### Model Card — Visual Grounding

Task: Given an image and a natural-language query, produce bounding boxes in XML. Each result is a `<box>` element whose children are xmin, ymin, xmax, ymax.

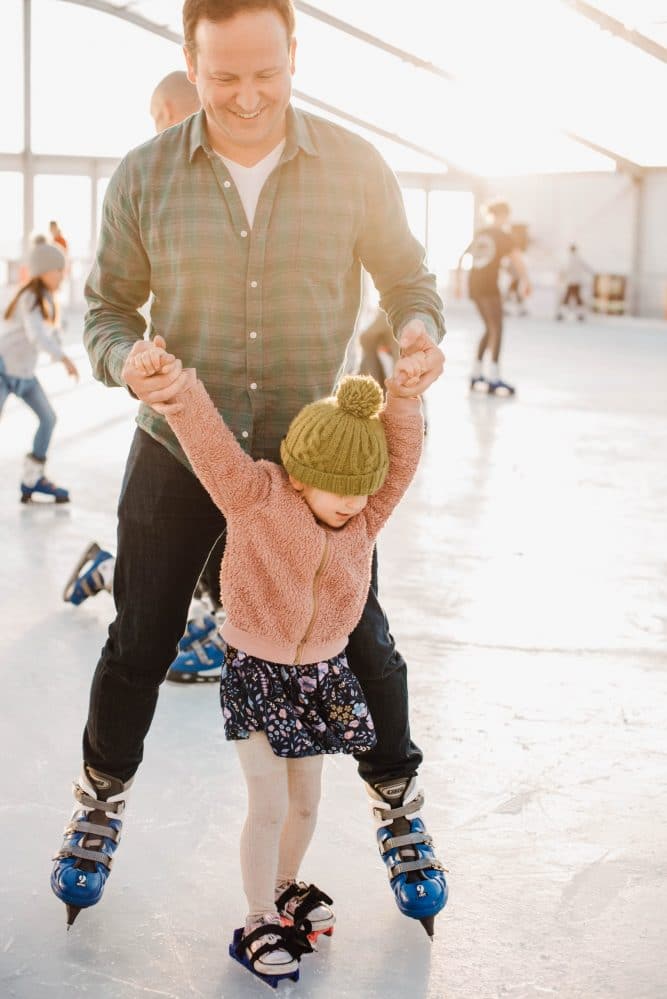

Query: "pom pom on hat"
<box><xmin>280</xmin><ymin>375</ymin><xmax>389</xmax><ymax>497</ymax></box>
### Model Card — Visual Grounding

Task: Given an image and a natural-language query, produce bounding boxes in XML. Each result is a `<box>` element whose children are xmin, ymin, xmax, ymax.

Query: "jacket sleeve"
<box><xmin>363</xmin><ymin>394</ymin><xmax>424</xmax><ymax>539</ymax></box>
<box><xmin>355</xmin><ymin>143</ymin><xmax>445</xmax><ymax>345</ymax></box>
<box><xmin>83</xmin><ymin>156</ymin><xmax>150</xmax><ymax>389</ymax></box>
<box><xmin>166</xmin><ymin>380</ymin><xmax>271</xmax><ymax>515</ymax></box>
<box><xmin>19</xmin><ymin>296</ymin><xmax>65</xmax><ymax>362</ymax></box>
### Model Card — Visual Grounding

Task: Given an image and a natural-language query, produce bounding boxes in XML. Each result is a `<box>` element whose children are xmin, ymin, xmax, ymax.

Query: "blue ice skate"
<box><xmin>21</xmin><ymin>454</ymin><xmax>69</xmax><ymax>503</ymax></box>
<box><xmin>487</xmin><ymin>378</ymin><xmax>516</xmax><ymax>396</ymax></box>
<box><xmin>178</xmin><ymin>612</ymin><xmax>217</xmax><ymax>652</ymax></box>
<box><xmin>166</xmin><ymin>623</ymin><xmax>225</xmax><ymax>683</ymax></box>
<box><xmin>63</xmin><ymin>542</ymin><xmax>114</xmax><ymax>605</ymax></box>
<box><xmin>470</xmin><ymin>375</ymin><xmax>489</xmax><ymax>392</ymax></box>
<box><xmin>51</xmin><ymin>766</ymin><xmax>132</xmax><ymax>927</ymax></box>
<box><xmin>229</xmin><ymin>919</ymin><xmax>313</xmax><ymax>988</ymax></box>
<box><xmin>368</xmin><ymin>777</ymin><xmax>448</xmax><ymax>938</ymax></box>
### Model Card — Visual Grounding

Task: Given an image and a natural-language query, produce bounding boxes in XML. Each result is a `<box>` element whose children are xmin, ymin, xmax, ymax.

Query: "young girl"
<box><xmin>139</xmin><ymin>349</ymin><xmax>424</xmax><ymax>985</ymax></box>
<box><xmin>0</xmin><ymin>241</ymin><xmax>79</xmax><ymax>502</ymax></box>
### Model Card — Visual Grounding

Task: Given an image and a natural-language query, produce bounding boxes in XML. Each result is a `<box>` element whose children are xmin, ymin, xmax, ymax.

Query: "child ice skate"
<box><xmin>156</xmin><ymin>351</ymin><xmax>423</xmax><ymax>984</ymax></box>
<box><xmin>0</xmin><ymin>242</ymin><xmax>79</xmax><ymax>501</ymax></box>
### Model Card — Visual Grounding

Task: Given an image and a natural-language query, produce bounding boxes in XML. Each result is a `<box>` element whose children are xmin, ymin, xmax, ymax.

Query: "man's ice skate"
<box><xmin>276</xmin><ymin>880</ymin><xmax>335</xmax><ymax>941</ymax></box>
<box><xmin>487</xmin><ymin>378</ymin><xmax>515</xmax><ymax>397</ymax></box>
<box><xmin>166</xmin><ymin>620</ymin><xmax>225</xmax><ymax>683</ymax></box>
<box><xmin>367</xmin><ymin>777</ymin><xmax>448</xmax><ymax>939</ymax></box>
<box><xmin>228</xmin><ymin>914</ymin><xmax>313</xmax><ymax>988</ymax></box>
<box><xmin>63</xmin><ymin>542</ymin><xmax>114</xmax><ymax>605</ymax></box>
<box><xmin>20</xmin><ymin>453</ymin><xmax>69</xmax><ymax>504</ymax></box>
<box><xmin>51</xmin><ymin>765</ymin><xmax>132</xmax><ymax>927</ymax></box>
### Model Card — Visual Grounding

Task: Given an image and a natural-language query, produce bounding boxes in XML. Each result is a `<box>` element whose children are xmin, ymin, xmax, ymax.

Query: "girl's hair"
<box><xmin>4</xmin><ymin>277</ymin><xmax>53</xmax><ymax>322</ymax></box>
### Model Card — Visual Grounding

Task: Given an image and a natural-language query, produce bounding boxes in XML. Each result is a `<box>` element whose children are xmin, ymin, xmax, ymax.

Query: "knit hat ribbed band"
<box><xmin>27</xmin><ymin>242</ymin><xmax>66</xmax><ymax>278</ymax></box>
<box><xmin>280</xmin><ymin>375</ymin><xmax>389</xmax><ymax>496</ymax></box>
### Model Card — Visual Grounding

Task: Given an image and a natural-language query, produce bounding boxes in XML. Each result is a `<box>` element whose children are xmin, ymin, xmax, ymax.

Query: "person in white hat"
<box><xmin>0</xmin><ymin>240</ymin><xmax>79</xmax><ymax>502</ymax></box>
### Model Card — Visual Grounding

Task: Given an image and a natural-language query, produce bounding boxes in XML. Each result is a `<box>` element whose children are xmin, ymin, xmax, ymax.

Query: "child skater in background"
<box><xmin>134</xmin><ymin>344</ymin><xmax>426</xmax><ymax>987</ymax></box>
<box><xmin>0</xmin><ymin>241</ymin><xmax>79</xmax><ymax>502</ymax></box>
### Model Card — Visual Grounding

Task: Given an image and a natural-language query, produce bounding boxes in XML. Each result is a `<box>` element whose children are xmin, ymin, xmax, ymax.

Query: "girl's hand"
<box><xmin>62</xmin><ymin>355</ymin><xmax>79</xmax><ymax>381</ymax></box>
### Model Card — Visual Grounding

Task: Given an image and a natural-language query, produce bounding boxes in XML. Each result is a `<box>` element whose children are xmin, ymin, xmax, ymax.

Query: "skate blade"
<box><xmin>66</xmin><ymin>904</ymin><xmax>82</xmax><ymax>929</ymax></box>
<box><xmin>62</xmin><ymin>542</ymin><xmax>102</xmax><ymax>601</ymax></box>
<box><xmin>419</xmin><ymin>915</ymin><xmax>435</xmax><ymax>939</ymax></box>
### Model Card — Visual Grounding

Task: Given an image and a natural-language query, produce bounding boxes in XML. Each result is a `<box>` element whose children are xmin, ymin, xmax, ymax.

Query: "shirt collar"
<box><xmin>188</xmin><ymin>104</ymin><xmax>319</xmax><ymax>163</ymax></box>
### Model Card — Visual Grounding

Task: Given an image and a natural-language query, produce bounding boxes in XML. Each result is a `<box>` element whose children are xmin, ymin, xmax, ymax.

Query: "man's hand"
<box><xmin>384</xmin><ymin>319</ymin><xmax>445</xmax><ymax>398</ymax></box>
<box><xmin>121</xmin><ymin>335</ymin><xmax>195</xmax><ymax>415</ymax></box>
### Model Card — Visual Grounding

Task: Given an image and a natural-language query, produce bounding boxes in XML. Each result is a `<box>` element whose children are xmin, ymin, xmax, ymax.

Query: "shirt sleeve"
<box><xmin>166</xmin><ymin>379</ymin><xmax>271</xmax><ymax>515</ymax></box>
<box><xmin>18</xmin><ymin>295</ymin><xmax>65</xmax><ymax>362</ymax></box>
<box><xmin>363</xmin><ymin>394</ymin><xmax>424</xmax><ymax>539</ymax></box>
<box><xmin>83</xmin><ymin>156</ymin><xmax>150</xmax><ymax>388</ymax></box>
<box><xmin>355</xmin><ymin>144</ymin><xmax>445</xmax><ymax>345</ymax></box>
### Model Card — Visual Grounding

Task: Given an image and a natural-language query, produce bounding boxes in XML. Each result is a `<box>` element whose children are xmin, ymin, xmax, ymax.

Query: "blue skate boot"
<box><xmin>20</xmin><ymin>454</ymin><xmax>69</xmax><ymax>503</ymax></box>
<box><xmin>166</xmin><ymin>617</ymin><xmax>225</xmax><ymax>683</ymax></box>
<box><xmin>229</xmin><ymin>914</ymin><xmax>313</xmax><ymax>988</ymax></box>
<box><xmin>470</xmin><ymin>375</ymin><xmax>489</xmax><ymax>392</ymax></box>
<box><xmin>487</xmin><ymin>378</ymin><xmax>515</xmax><ymax>396</ymax></box>
<box><xmin>63</xmin><ymin>542</ymin><xmax>115</xmax><ymax>605</ymax></box>
<box><xmin>367</xmin><ymin>777</ymin><xmax>448</xmax><ymax>938</ymax></box>
<box><xmin>51</xmin><ymin>765</ymin><xmax>132</xmax><ymax>928</ymax></box>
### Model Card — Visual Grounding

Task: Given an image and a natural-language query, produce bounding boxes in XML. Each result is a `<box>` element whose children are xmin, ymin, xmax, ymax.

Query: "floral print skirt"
<box><xmin>220</xmin><ymin>644</ymin><xmax>377</xmax><ymax>758</ymax></box>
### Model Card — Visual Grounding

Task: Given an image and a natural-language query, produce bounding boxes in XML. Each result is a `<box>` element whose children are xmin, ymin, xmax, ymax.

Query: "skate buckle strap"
<box><xmin>380</xmin><ymin>831</ymin><xmax>433</xmax><ymax>854</ymax></box>
<box><xmin>389</xmin><ymin>857</ymin><xmax>447</xmax><ymax>879</ymax></box>
<box><xmin>236</xmin><ymin>922</ymin><xmax>313</xmax><ymax>968</ymax></box>
<box><xmin>66</xmin><ymin>819</ymin><xmax>120</xmax><ymax>842</ymax></box>
<box><xmin>372</xmin><ymin>789</ymin><xmax>424</xmax><ymax>822</ymax></box>
<box><xmin>74</xmin><ymin>783</ymin><xmax>125</xmax><ymax>815</ymax></box>
<box><xmin>276</xmin><ymin>882</ymin><xmax>333</xmax><ymax>924</ymax></box>
<box><xmin>54</xmin><ymin>845</ymin><xmax>114</xmax><ymax>868</ymax></box>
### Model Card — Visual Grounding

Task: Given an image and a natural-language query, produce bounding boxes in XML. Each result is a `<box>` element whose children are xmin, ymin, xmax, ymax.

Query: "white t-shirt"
<box><xmin>217</xmin><ymin>140</ymin><xmax>286</xmax><ymax>228</ymax></box>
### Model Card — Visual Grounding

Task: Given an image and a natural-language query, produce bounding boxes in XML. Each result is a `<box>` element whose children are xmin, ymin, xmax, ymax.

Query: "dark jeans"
<box><xmin>83</xmin><ymin>429</ymin><xmax>422</xmax><ymax>785</ymax></box>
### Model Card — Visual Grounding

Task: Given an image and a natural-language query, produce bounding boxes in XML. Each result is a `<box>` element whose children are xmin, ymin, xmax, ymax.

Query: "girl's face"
<box><xmin>289</xmin><ymin>477</ymin><xmax>369</xmax><ymax>529</ymax></box>
<box><xmin>41</xmin><ymin>269</ymin><xmax>64</xmax><ymax>292</ymax></box>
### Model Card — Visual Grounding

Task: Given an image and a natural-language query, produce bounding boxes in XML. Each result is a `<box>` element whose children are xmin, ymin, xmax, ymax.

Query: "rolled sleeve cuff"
<box><xmin>397</xmin><ymin>311</ymin><xmax>445</xmax><ymax>345</ymax></box>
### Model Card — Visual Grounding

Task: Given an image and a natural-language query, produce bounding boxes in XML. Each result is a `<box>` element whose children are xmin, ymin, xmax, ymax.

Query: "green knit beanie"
<box><xmin>280</xmin><ymin>375</ymin><xmax>389</xmax><ymax>496</ymax></box>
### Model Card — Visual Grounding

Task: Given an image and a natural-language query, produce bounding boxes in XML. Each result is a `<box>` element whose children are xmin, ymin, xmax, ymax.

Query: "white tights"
<box><xmin>235</xmin><ymin>732</ymin><xmax>323</xmax><ymax>921</ymax></box>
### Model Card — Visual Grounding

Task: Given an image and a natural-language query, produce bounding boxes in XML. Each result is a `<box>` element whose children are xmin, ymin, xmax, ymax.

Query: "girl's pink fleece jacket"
<box><xmin>167</xmin><ymin>381</ymin><xmax>423</xmax><ymax>666</ymax></box>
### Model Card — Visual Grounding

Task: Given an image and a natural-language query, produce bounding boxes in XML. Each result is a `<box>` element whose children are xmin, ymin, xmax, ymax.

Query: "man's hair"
<box><xmin>183</xmin><ymin>0</ymin><xmax>295</xmax><ymax>58</ymax></box>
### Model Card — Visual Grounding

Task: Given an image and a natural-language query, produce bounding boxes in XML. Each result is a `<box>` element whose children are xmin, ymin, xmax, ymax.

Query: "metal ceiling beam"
<box><xmin>292</xmin><ymin>90</ymin><xmax>471</xmax><ymax>177</ymax></box>
<box><xmin>562</xmin><ymin>0</ymin><xmax>667</xmax><ymax>63</ymax></box>
<box><xmin>563</xmin><ymin>130</ymin><xmax>644</xmax><ymax>178</ymax></box>
<box><xmin>293</xmin><ymin>2</ymin><xmax>455</xmax><ymax>80</ymax></box>
<box><xmin>58</xmin><ymin>0</ymin><xmax>182</xmax><ymax>43</ymax></box>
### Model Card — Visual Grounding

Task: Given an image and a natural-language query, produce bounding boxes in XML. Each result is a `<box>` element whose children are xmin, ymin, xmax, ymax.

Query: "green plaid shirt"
<box><xmin>84</xmin><ymin>106</ymin><xmax>444</xmax><ymax>466</ymax></box>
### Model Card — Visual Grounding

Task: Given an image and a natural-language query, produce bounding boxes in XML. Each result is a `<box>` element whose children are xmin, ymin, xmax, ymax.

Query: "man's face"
<box><xmin>184</xmin><ymin>10</ymin><xmax>295</xmax><ymax>162</ymax></box>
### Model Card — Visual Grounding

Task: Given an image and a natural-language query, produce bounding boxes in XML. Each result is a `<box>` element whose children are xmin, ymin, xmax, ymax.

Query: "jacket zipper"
<box><xmin>294</xmin><ymin>535</ymin><xmax>329</xmax><ymax>665</ymax></box>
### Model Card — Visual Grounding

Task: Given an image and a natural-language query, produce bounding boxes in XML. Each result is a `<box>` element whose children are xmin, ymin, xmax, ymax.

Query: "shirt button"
<box><xmin>223</xmin><ymin>180</ymin><xmax>231</xmax><ymax>188</ymax></box>
<box><xmin>240</xmin><ymin>230</ymin><xmax>248</xmax><ymax>238</ymax></box>
<box><xmin>250</xmin><ymin>280</ymin><xmax>258</xmax><ymax>288</ymax></box>
<box><xmin>249</xmin><ymin>331</ymin><xmax>257</xmax><ymax>339</ymax></box>
<box><xmin>241</xmin><ymin>430</ymin><xmax>249</xmax><ymax>439</ymax></box>
<box><xmin>250</xmin><ymin>382</ymin><xmax>257</xmax><ymax>390</ymax></box>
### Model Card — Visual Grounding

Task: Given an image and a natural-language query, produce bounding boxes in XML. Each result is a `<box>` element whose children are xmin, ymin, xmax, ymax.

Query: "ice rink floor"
<box><xmin>1</xmin><ymin>305</ymin><xmax>666</xmax><ymax>999</ymax></box>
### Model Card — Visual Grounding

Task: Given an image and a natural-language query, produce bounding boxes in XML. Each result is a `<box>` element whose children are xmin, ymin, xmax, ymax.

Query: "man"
<box><xmin>52</xmin><ymin>0</ymin><xmax>447</xmax><ymax>937</ymax></box>
<box><xmin>149</xmin><ymin>69</ymin><xmax>201</xmax><ymax>132</ymax></box>
<box><xmin>458</xmin><ymin>199</ymin><xmax>531</xmax><ymax>396</ymax></box>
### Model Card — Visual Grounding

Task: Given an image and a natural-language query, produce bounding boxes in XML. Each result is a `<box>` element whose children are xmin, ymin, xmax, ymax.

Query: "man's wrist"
<box><xmin>397</xmin><ymin>312</ymin><xmax>442</xmax><ymax>345</ymax></box>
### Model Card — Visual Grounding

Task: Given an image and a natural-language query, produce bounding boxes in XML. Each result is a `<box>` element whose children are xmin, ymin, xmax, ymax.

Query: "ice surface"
<box><xmin>1</xmin><ymin>305</ymin><xmax>666</xmax><ymax>998</ymax></box>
